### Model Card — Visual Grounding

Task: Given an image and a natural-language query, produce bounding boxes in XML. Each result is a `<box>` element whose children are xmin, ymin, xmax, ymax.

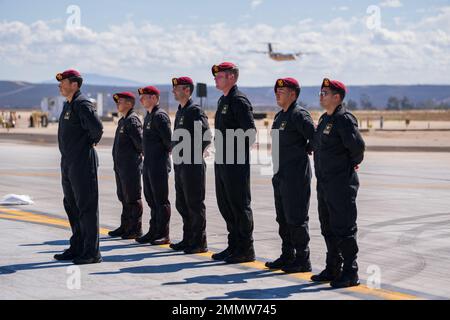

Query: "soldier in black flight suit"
<box><xmin>170</xmin><ymin>77</ymin><xmax>211</xmax><ymax>254</ymax></box>
<box><xmin>54</xmin><ymin>69</ymin><xmax>104</xmax><ymax>265</ymax></box>
<box><xmin>109</xmin><ymin>92</ymin><xmax>144</xmax><ymax>240</ymax></box>
<box><xmin>265</xmin><ymin>78</ymin><xmax>315</xmax><ymax>273</ymax></box>
<box><xmin>135</xmin><ymin>86</ymin><xmax>173</xmax><ymax>245</ymax></box>
<box><xmin>211</xmin><ymin>62</ymin><xmax>257</xmax><ymax>264</ymax></box>
<box><xmin>311</xmin><ymin>78</ymin><xmax>365</xmax><ymax>288</ymax></box>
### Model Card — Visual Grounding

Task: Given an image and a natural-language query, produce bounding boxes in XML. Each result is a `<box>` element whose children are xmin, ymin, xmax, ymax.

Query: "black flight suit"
<box><xmin>58</xmin><ymin>90</ymin><xmax>103</xmax><ymax>259</ymax></box>
<box><xmin>214</xmin><ymin>85</ymin><xmax>256</xmax><ymax>261</ymax></box>
<box><xmin>141</xmin><ymin>106</ymin><xmax>172</xmax><ymax>242</ymax></box>
<box><xmin>172</xmin><ymin>99</ymin><xmax>210</xmax><ymax>251</ymax></box>
<box><xmin>313</xmin><ymin>105</ymin><xmax>365</xmax><ymax>278</ymax></box>
<box><xmin>112</xmin><ymin>108</ymin><xmax>143</xmax><ymax>238</ymax></box>
<box><xmin>270</xmin><ymin>102</ymin><xmax>315</xmax><ymax>270</ymax></box>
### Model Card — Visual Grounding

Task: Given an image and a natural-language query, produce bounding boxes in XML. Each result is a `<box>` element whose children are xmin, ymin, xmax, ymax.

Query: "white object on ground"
<box><xmin>0</xmin><ymin>194</ymin><xmax>34</xmax><ymax>205</ymax></box>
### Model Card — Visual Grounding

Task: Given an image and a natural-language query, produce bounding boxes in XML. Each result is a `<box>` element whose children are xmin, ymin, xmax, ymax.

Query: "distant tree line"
<box><xmin>386</xmin><ymin>96</ymin><xmax>450</xmax><ymax>110</ymax></box>
<box><xmin>343</xmin><ymin>94</ymin><xmax>376</xmax><ymax>111</ymax></box>
<box><xmin>342</xmin><ymin>95</ymin><xmax>450</xmax><ymax>110</ymax></box>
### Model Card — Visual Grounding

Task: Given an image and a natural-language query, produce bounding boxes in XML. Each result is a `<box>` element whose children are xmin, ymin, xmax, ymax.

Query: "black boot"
<box><xmin>211</xmin><ymin>247</ymin><xmax>233</xmax><ymax>261</ymax></box>
<box><xmin>54</xmin><ymin>249</ymin><xmax>78</xmax><ymax>261</ymax></box>
<box><xmin>109</xmin><ymin>204</ymin><xmax>127</xmax><ymax>237</ymax></box>
<box><xmin>339</xmin><ymin>236</ymin><xmax>359</xmax><ymax>281</ymax></box>
<box><xmin>73</xmin><ymin>255</ymin><xmax>103</xmax><ymax>265</ymax></box>
<box><xmin>108</xmin><ymin>226</ymin><xmax>124</xmax><ymax>238</ymax></box>
<box><xmin>122</xmin><ymin>231</ymin><xmax>143</xmax><ymax>240</ymax></box>
<box><xmin>281</xmin><ymin>256</ymin><xmax>312</xmax><ymax>273</ymax></box>
<box><xmin>151</xmin><ymin>206</ymin><xmax>171</xmax><ymax>245</ymax></box>
<box><xmin>122</xmin><ymin>201</ymin><xmax>143</xmax><ymax>240</ymax></box>
<box><xmin>170</xmin><ymin>240</ymin><xmax>188</xmax><ymax>251</ymax></box>
<box><xmin>311</xmin><ymin>252</ymin><xmax>343</xmax><ymax>282</ymax></box>
<box><xmin>225</xmin><ymin>246</ymin><xmax>255</xmax><ymax>264</ymax></box>
<box><xmin>311</xmin><ymin>267</ymin><xmax>342</xmax><ymax>282</ymax></box>
<box><xmin>184</xmin><ymin>246</ymin><xmax>208</xmax><ymax>254</ymax></box>
<box><xmin>330</xmin><ymin>272</ymin><xmax>360</xmax><ymax>288</ymax></box>
<box><xmin>136</xmin><ymin>215</ymin><xmax>157</xmax><ymax>244</ymax></box>
<box><xmin>265</xmin><ymin>253</ymin><xmax>295</xmax><ymax>269</ymax></box>
<box><xmin>151</xmin><ymin>236</ymin><xmax>171</xmax><ymax>245</ymax></box>
<box><xmin>185</xmin><ymin>228</ymin><xmax>207</xmax><ymax>254</ymax></box>
<box><xmin>136</xmin><ymin>231</ymin><xmax>155</xmax><ymax>244</ymax></box>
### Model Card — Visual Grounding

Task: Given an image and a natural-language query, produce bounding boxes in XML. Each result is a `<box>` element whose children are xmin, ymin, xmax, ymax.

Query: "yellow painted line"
<box><xmin>226</xmin><ymin>259</ymin><xmax>418</xmax><ymax>300</ymax></box>
<box><xmin>0</xmin><ymin>171</ymin><xmax>60</xmax><ymax>178</ymax></box>
<box><xmin>0</xmin><ymin>208</ymin><xmax>110</xmax><ymax>235</ymax></box>
<box><xmin>0</xmin><ymin>171</ymin><xmax>115</xmax><ymax>181</ymax></box>
<box><xmin>0</xmin><ymin>206</ymin><xmax>419</xmax><ymax>300</ymax></box>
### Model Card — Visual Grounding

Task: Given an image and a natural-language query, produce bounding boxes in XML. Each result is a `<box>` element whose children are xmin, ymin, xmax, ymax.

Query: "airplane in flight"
<box><xmin>250</xmin><ymin>43</ymin><xmax>314</xmax><ymax>61</ymax></box>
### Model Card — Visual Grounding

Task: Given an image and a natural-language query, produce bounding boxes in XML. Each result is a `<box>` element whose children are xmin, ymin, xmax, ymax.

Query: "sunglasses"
<box><xmin>319</xmin><ymin>91</ymin><xmax>335</xmax><ymax>97</ymax></box>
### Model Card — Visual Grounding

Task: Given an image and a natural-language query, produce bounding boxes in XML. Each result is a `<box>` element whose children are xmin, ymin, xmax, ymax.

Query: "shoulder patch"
<box><xmin>323</xmin><ymin>123</ymin><xmax>333</xmax><ymax>135</ymax></box>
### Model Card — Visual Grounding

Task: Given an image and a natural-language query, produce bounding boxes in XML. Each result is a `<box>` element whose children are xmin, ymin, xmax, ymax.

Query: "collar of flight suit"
<box><xmin>68</xmin><ymin>90</ymin><xmax>82</xmax><ymax>105</ymax></box>
<box><xmin>330</xmin><ymin>104</ymin><xmax>343</xmax><ymax>117</ymax></box>
<box><xmin>283</xmin><ymin>101</ymin><xmax>298</xmax><ymax>113</ymax></box>
<box><xmin>124</xmin><ymin>108</ymin><xmax>135</xmax><ymax>119</ymax></box>
<box><xmin>151</xmin><ymin>105</ymin><xmax>160</xmax><ymax>113</ymax></box>
<box><xmin>225</xmin><ymin>85</ymin><xmax>238</xmax><ymax>98</ymax></box>
<box><xmin>178</xmin><ymin>98</ymin><xmax>194</xmax><ymax>110</ymax></box>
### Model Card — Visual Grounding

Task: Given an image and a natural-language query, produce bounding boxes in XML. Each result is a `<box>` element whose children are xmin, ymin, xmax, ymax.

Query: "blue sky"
<box><xmin>1</xmin><ymin>0</ymin><xmax>450</xmax><ymax>85</ymax></box>
<box><xmin>1</xmin><ymin>0</ymin><xmax>442</xmax><ymax>30</ymax></box>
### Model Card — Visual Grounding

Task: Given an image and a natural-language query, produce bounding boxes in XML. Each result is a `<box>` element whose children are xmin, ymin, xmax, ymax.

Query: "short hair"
<box><xmin>182</xmin><ymin>84</ymin><xmax>195</xmax><ymax>96</ymax></box>
<box><xmin>68</xmin><ymin>77</ymin><xmax>83</xmax><ymax>89</ymax></box>
<box><xmin>225</xmin><ymin>68</ymin><xmax>239</xmax><ymax>81</ymax></box>
<box><xmin>331</xmin><ymin>89</ymin><xmax>345</xmax><ymax>101</ymax></box>
<box><xmin>288</xmin><ymin>87</ymin><xmax>301</xmax><ymax>100</ymax></box>
<box><xmin>125</xmin><ymin>97</ymin><xmax>136</xmax><ymax>107</ymax></box>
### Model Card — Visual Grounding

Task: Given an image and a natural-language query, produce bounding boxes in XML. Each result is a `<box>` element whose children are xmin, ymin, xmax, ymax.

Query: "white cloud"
<box><xmin>334</xmin><ymin>6</ymin><xmax>350</xmax><ymax>12</ymax></box>
<box><xmin>250</xmin><ymin>0</ymin><xmax>263</xmax><ymax>9</ymax></box>
<box><xmin>0</xmin><ymin>9</ymin><xmax>449</xmax><ymax>86</ymax></box>
<box><xmin>380</xmin><ymin>0</ymin><xmax>403</xmax><ymax>8</ymax></box>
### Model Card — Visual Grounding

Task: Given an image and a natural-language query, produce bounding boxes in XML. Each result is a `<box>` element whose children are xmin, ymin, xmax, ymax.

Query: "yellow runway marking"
<box><xmin>0</xmin><ymin>170</ymin><xmax>115</xmax><ymax>181</ymax></box>
<box><xmin>0</xmin><ymin>206</ymin><xmax>419</xmax><ymax>300</ymax></box>
<box><xmin>0</xmin><ymin>208</ymin><xmax>110</xmax><ymax>235</ymax></box>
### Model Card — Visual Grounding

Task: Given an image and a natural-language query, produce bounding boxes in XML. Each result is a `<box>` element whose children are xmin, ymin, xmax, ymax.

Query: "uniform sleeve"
<box><xmin>336</xmin><ymin>114</ymin><xmax>366</xmax><ymax>166</ymax></box>
<box><xmin>312</xmin><ymin>114</ymin><xmax>325</xmax><ymax>152</ymax></box>
<box><xmin>127</xmin><ymin>117</ymin><xmax>143</xmax><ymax>154</ymax></box>
<box><xmin>232</xmin><ymin>97</ymin><xmax>256</xmax><ymax>131</ymax></box>
<box><xmin>155</xmin><ymin>113</ymin><xmax>173</xmax><ymax>152</ymax></box>
<box><xmin>293</xmin><ymin>109</ymin><xmax>315</xmax><ymax>154</ymax></box>
<box><xmin>232</xmin><ymin>96</ymin><xmax>256</xmax><ymax>145</ymax></box>
<box><xmin>194</xmin><ymin>108</ymin><xmax>211</xmax><ymax>152</ymax></box>
<box><xmin>78</xmin><ymin>100</ymin><xmax>103</xmax><ymax>144</ymax></box>
<box><xmin>294</xmin><ymin>109</ymin><xmax>315</xmax><ymax>141</ymax></box>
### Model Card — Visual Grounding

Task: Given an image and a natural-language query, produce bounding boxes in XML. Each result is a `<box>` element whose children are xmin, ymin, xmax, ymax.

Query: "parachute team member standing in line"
<box><xmin>55</xmin><ymin>69</ymin><xmax>104</xmax><ymax>265</ymax></box>
<box><xmin>266</xmin><ymin>78</ymin><xmax>315</xmax><ymax>273</ymax></box>
<box><xmin>211</xmin><ymin>63</ymin><xmax>257</xmax><ymax>264</ymax></box>
<box><xmin>170</xmin><ymin>77</ymin><xmax>211</xmax><ymax>254</ymax></box>
<box><xmin>311</xmin><ymin>78</ymin><xmax>365</xmax><ymax>288</ymax></box>
<box><xmin>109</xmin><ymin>92</ymin><xmax>144</xmax><ymax>240</ymax></box>
<box><xmin>136</xmin><ymin>86</ymin><xmax>173</xmax><ymax>245</ymax></box>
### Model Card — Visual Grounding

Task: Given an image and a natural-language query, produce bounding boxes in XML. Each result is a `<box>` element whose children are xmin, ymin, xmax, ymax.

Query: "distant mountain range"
<box><xmin>1</xmin><ymin>77</ymin><xmax>450</xmax><ymax>112</ymax></box>
<box><xmin>41</xmin><ymin>73</ymin><xmax>145</xmax><ymax>87</ymax></box>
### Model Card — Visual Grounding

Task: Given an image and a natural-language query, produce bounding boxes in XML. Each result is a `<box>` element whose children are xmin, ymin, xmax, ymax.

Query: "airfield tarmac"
<box><xmin>0</xmin><ymin>131</ymin><xmax>450</xmax><ymax>300</ymax></box>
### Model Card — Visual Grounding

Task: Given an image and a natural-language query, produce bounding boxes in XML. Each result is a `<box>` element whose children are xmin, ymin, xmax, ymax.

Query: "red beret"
<box><xmin>56</xmin><ymin>69</ymin><xmax>82</xmax><ymax>81</ymax></box>
<box><xmin>113</xmin><ymin>92</ymin><xmax>135</xmax><ymax>103</ymax></box>
<box><xmin>138</xmin><ymin>86</ymin><xmax>160</xmax><ymax>96</ymax></box>
<box><xmin>322</xmin><ymin>78</ymin><xmax>347</xmax><ymax>98</ymax></box>
<box><xmin>212</xmin><ymin>62</ymin><xmax>237</xmax><ymax>76</ymax></box>
<box><xmin>274</xmin><ymin>78</ymin><xmax>300</xmax><ymax>93</ymax></box>
<box><xmin>172</xmin><ymin>77</ymin><xmax>193</xmax><ymax>86</ymax></box>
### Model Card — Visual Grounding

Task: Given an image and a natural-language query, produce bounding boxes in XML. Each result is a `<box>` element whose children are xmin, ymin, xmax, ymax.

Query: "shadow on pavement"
<box><xmin>205</xmin><ymin>282</ymin><xmax>333</xmax><ymax>299</ymax></box>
